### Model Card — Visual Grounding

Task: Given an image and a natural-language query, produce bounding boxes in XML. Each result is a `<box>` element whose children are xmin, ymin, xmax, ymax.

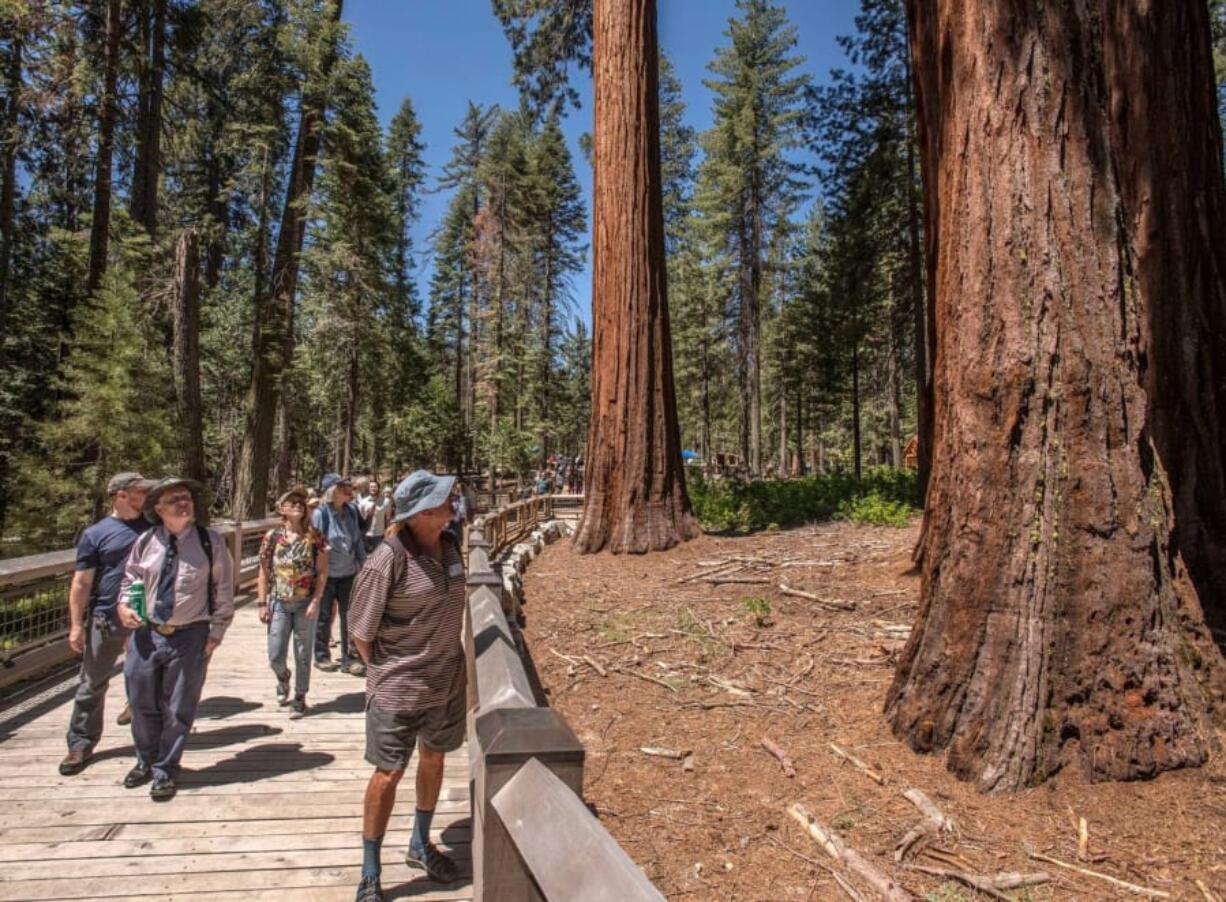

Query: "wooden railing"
<box><xmin>464</xmin><ymin>506</ymin><xmax>663</xmax><ymax>901</ymax></box>
<box><xmin>0</xmin><ymin>517</ymin><xmax>278</xmax><ymax>689</ymax></box>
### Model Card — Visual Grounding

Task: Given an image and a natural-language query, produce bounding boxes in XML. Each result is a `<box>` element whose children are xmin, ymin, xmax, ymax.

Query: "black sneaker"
<box><xmin>355</xmin><ymin>875</ymin><xmax>384</xmax><ymax>902</ymax></box>
<box><xmin>289</xmin><ymin>696</ymin><xmax>307</xmax><ymax>719</ymax></box>
<box><xmin>276</xmin><ymin>676</ymin><xmax>290</xmax><ymax>705</ymax></box>
<box><xmin>123</xmin><ymin>762</ymin><xmax>152</xmax><ymax>788</ymax></box>
<box><xmin>150</xmin><ymin>775</ymin><xmax>177</xmax><ymax>801</ymax></box>
<box><xmin>405</xmin><ymin>842</ymin><xmax>459</xmax><ymax>884</ymax></box>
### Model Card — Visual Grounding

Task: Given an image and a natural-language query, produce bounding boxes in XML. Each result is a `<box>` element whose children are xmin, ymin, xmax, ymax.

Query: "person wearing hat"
<box><xmin>312</xmin><ymin>473</ymin><xmax>367</xmax><ymax>675</ymax></box>
<box><xmin>114</xmin><ymin>477</ymin><xmax>235</xmax><ymax>800</ymax></box>
<box><xmin>348</xmin><ymin>470</ymin><xmax>466</xmax><ymax>901</ymax></box>
<box><xmin>258</xmin><ymin>486</ymin><xmax>328</xmax><ymax>718</ymax></box>
<box><xmin>59</xmin><ymin>472</ymin><xmax>156</xmax><ymax>776</ymax></box>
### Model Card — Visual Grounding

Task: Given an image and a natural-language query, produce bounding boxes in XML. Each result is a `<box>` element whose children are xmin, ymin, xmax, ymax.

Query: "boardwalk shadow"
<box><xmin>183</xmin><ymin>742</ymin><xmax>334</xmax><ymax>785</ymax></box>
<box><xmin>441</xmin><ymin>817</ymin><xmax>472</xmax><ymax>845</ymax></box>
<box><xmin>385</xmin><ymin>874</ymin><xmax>473</xmax><ymax>899</ymax></box>
<box><xmin>307</xmin><ymin>691</ymin><xmax>365</xmax><ymax>715</ymax></box>
<box><xmin>187</xmin><ymin>722</ymin><xmax>284</xmax><ymax>748</ymax></box>
<box><xmin>195</xmin><ymin>695</ymin><xmax>264</xmax><ymax>719</ymax></box>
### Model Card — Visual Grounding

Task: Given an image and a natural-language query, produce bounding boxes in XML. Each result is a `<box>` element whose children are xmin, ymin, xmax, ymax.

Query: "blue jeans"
<box><xmin>315</xmin><ymin>575</ymin><xmax>355</xmax><ymax>666</ymax></box>
<box><xmin>268</xmin><ymin>599</ymin><xmax>315</xmax><ymax>697</ymax></box>
<box><xmin>124</xmin><ymin>623</ymin><xmax>210</xmax><ymax>780</ymax></box>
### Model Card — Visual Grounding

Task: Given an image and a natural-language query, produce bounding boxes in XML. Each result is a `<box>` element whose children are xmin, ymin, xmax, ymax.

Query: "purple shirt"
<box><xmin>119</xmin><ymin>523</ymin><xmax>235</xmax><ymax>641</ymax></box>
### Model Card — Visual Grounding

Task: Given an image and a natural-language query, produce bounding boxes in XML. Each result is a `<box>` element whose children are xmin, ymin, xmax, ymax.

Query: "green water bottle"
<box><xmin>127</xmin><ymin>580</ymin><xmax>146</xmax><ymax>623</ymax></box>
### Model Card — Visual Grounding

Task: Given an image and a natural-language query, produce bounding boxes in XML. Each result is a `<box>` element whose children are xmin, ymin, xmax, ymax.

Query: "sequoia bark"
<box><xmin>172</xmin><ymin>230</ymin><xmax>205</xmax><ymax>483</ymax></box>
<box><xmin>572</xmin><ymin>0</ymin><xmax>697</xmax><ymax>554</ymax></box>
<box><xmin>887</xmin><ymin>0</ymin><xmax>1226</xmax><ymax>791</ymax></box>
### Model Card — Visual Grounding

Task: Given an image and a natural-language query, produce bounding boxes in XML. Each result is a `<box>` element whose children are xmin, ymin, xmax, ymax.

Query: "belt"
<box><xmin>148</xmin><ymin>621</ymin><xmax>209</xmax><ymax>637</ymax></box>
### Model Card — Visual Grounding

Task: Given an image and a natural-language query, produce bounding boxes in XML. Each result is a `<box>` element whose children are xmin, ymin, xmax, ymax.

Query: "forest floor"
<box><xmin>520</xmin><ymin>520</ymin><xmax>1226</xmax><ymax>902</ymax></box>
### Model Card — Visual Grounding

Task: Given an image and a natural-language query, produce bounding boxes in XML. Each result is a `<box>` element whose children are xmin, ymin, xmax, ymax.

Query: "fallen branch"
<box><xmin>830</xmin><ymin>742</ymin><xmax>885</xmax><ymax>785</ymax></box>
<box><xmin>779</xmin><ymin>583</ymin><xmax>857</xmax><ymax>611</ymax></box>
<box><xmin>677</xmin><ymin>561</ymin><xmax>741</xmax><ymax>584</ymax></box>
<box><xmin>788</xmin><ymin>803</ymin><xmax>913</xmax><ymax>901</ymax></box>
<box><xmin>1196</xmin><ymin>879</ymin><xmax>1222</xmax><ymax>902</ymax></box>
<box><xmin>895</xmin><ymin>789</ymin><xmax>956</xmax><ymax>862</ymax></box>
<box><xmin>640</xmin><ymin>746</ymin><xmax>688</xmax><ymax>760</ymax></box>
<box><xmin>612</xmin><ymin>666</ymin><xmax>679</xmax><ymax>693</ymax></box>
<box><xmin>548</xmin><ymin>648</ymin><xmax>582</xmax><ymax>667</ymax></box>
<box><xmin>761</xmin><ymin>737</ymin><xmax>797</xmax><ymax>778</ymax></box>
<box><xmin>906</xmin><ymin>865</ymin><xmax>1050</xmax><ymax>901</ymax></box>
<box><xmin>582</xmin><ymin>654</ymin><xmax>607</xmax><ymax>677</ymax></box>
<box><xmin>1077</xmin><ymin>815</ymin><xmax>1090</xmax><ymax>860</ymax></box>
<box><xmin>705</xmin><ymin>576</ymin><xmax>771</xmax><ymax>585</ymax></box>
<box><xmin>1028</xmin><ymin>851</ymin><xmax>1171</xmax><ymax>899</ymax></box>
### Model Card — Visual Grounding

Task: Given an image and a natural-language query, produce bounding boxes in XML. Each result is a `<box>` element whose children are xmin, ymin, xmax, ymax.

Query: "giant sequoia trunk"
<box><xmin>233</xmin><ymin>0</ymin><xmax>342</xmax><ymax>517</ymax></box>
<box><xmin>86</xmin><ymin>0</ymin><xmax>122</xmax><ymax>297</ymax></box>
<box><xmin>887</xmin><ymin>0</ymin><xmax>1226</xmax><ymax>792</ymax></box>
<box><xmin>573</xmin><ymin>0</ymin><xmax>697</xmax><ymax>555</ymax></box>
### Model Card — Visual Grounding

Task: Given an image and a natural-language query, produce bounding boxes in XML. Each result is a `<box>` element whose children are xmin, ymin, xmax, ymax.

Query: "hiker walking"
<box><xmin>59</xmin><ymin>472</ymin><xmax>156</xmax><ymax>776</ymax></box>
<box><xmin>312</xmin><ymin>473</ymin><xmax>367</xmax><ymax>675</ymax></box>
<box><xmin>115</xmin><ymin>478</ymin><xmax>235</xmax><ymax>801</ymax></box>
<box><xmin>359</xmin><ymin>480</ymin><xmax>392</xmax><ymax>554</ymax></box>
<box><xmin>258</xmin><ymin>487</ymin><xmax>328</xmax><ymax>719</ymax></box>
<box><xmin>349</xmin><ymin>471</ymin><xmax>466</xmax><ymax>901</ymax></box>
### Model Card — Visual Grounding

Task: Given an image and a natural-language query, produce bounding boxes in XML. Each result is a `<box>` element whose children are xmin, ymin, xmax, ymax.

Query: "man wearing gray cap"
<box><xmin>59</xmin><ymin>472</ymin><xmax>155</xmax><ymax>776</ymax></box>
<box><xmin>349</xmin><ymin>470</ymin><xmax>466</xmax><ymax>901</ymax></box>
<box><xmin>115</xmin><ymin>477</ymin><xmax>235</xmax><ymax>800</ymax></box>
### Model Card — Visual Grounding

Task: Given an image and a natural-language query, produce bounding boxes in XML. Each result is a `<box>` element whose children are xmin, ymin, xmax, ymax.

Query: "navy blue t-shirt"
<box><xmin>74</xmin><ymin>515</ymin><xmax>151</xmax><ymax>620</ymax></box>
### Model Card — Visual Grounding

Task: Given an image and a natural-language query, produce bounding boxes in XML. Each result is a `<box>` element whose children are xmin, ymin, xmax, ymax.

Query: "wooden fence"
<box><xmin>0</xmin><ymin>517</ymin><xmax>278</xmax><ymax>690</ymax></box>
<box><xmin>464</xmin><ymin>507</ymin><xmax>663</xmax><ymax>901</ymax></box>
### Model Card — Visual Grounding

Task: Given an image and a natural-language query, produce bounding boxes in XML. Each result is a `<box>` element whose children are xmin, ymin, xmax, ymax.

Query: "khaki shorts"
<box><xmin>364</xmin><ymin>686</ymin><xmax>466</xmax><ymax>771</ymax></box>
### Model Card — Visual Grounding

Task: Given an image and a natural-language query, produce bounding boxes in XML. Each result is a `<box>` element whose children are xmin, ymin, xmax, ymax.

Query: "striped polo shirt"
<box><xmin>348</xmin><ymin>530</ymin><xmax>466</xmax><ymax>712</ymax></box>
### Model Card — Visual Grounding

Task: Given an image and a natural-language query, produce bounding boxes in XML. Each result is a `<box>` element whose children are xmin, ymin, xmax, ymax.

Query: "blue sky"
<box><xmin>345</xmin><ymin>0</ymin><xmax>862</xmax><ymax>327</ymax></box>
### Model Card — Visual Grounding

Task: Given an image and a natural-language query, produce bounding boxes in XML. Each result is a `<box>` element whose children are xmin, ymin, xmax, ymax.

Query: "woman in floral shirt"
<box><xmin>258</xmin><ymin>487</ymin><xmax>328</xmax><ymax>718</ymax></box>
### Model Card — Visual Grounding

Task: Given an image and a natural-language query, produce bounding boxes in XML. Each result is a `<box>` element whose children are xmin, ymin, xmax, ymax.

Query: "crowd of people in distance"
<box><xmin>522</xmin><ymin>454</ymin><xmax>583</xmax><ymax>499</ymax></box>
<box><xmin>60</xmin><ymin>469</ymin><xmax>474</xmax><ymax>901</ymax></box>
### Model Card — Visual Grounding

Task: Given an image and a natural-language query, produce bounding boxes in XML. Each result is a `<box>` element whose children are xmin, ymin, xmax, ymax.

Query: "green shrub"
<box><xmin>688</xmin><ymin>467</ymin><xmax>918</xmax><ymax>534</ymax></box>
<box><xmin>741</xmin><ymin>596</ymin><xmax>771</xmax><ymax>626</ymax></box>
<box><xmin>835</xmin><ymin>491</ymin><xmax>915</xmax><ymax>527</ymax></box>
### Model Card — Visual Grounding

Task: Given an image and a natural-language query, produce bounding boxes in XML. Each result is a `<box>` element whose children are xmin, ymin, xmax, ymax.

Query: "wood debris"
<box><xmin>640</xmin><ymin>746</ymin><xmax>689</xmax><ymax>760</ymax></box>
<box><xmin>788</xmin><ymin>803</ymin><xmax>913</xmax><ymax>901</ymax></box>
<box><xmin>829</xmin><ymin>742</ymin><xmax>885</xmax><ymax>784</ymax></box>
<box><xmin>761</xmin><ymin>737</ymin><xmax>797</xmax><ymax>777</ymax></box>
<box><xmin>778</xmin><ymin>583</ymin><xmax>857</xmax><ymax>610</ymax></box>
<box><xmin>1028</xmin><ymin>851</ymin><xmax>1171</xmax><ymax>899</ymax></box>
<box><xmin>906</xmin><ymin>864</ymin><xmax>1050</xmax><ymax>901</ymax></box>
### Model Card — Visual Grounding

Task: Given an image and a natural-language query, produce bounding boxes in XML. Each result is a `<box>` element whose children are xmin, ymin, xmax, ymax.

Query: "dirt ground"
<box><xmin>519</xmin><ymin>520</ymin><xmax>1226</xmax><ymax>901</ymax></box>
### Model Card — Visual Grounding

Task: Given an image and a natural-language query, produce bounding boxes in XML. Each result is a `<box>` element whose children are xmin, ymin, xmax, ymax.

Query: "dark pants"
<box><xmin>315</xmin><ymin>575</ymin><xmax>355</xmax><ymax>666</ymax></box>
<box><xmin>124</xmin><ymin>623</ymin><xmax>210</xmax><ymax>780</ymax></box>
<box><xmin>65</xmin><ymin>614</ymin><xmax>131</xmax><ymax>753</ymax></box>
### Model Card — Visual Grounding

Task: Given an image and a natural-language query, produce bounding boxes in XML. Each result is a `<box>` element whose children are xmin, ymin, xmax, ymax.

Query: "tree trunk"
<box><xmin>777</xmin><ymin>385</ymin><xmax>787</xmax><ymax>475</ymax></box>
<box><xmin>904</xmin><ymin>47</ymin><xmax>932</xmax><ymax>507</ymax></box>
<box><xmin>129</xmin><ymin>0</ymin><xmax>166</xmax><ymax>238</ymax></box>
<box><xmin>172</xmin><ymin>230</ymin><xmax>206</xmax><ymax>483</ymax></box>
<box><xmin>233</xmin><ymin>0</ymin><xmax>343</xmax><ymax>518</ymax></box>
<box><xmin>573</xmin><ymin>0</ymin><xmax>697</xmax><ymax>555</ymax></box>
<box><xmin>0</xmin><ymin>31</ymin><xmax>20</xmax><ymax>325</ymax></box>
<box><xmin>888</xmin><ymin>335</ymin><xmax>902</xmax><ymax>468</ymax></box>
<box><xmin>851</xmin><ymin>342</ymin><xmax>861</xmax><ymax>482</ymax></box>
<box><xmin>887</xmin><ymin>0</ymin><xmax>1226</xmax><ymax>793</ymax></box>
<box><xmin>87</xmin><ymin>0</ymin><xmax>122</xmax><ymax>297</ymax></box>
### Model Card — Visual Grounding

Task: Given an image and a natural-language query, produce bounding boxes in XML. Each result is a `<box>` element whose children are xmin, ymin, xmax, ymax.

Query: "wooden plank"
<box><xmin>491</xmin><ymin>757</ymin><xmax>663</xmax><ymax>901</ymax></box>
<box><xmin>1</xmin><ymin>844</ymin><xmax>472</xmax><ymax>882</ymax></box>
<box><xmin>0</xmin><ymin>814</ymin><xmax>433</xmax><ymax>844</ymax></box>
<box><xmin>0</xmin><ymin>823</ymin><xmax>472</xmax><ymax>860</ymax></box>
<box><xmin>0</xmin><ymin>864</ymin><xmax>474</xmax><ymax>901</ymax></box>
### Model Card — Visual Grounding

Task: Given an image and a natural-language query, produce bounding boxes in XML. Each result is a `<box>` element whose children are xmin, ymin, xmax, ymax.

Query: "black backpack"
<box><xmin>132</xmin><ymin>525</ymin><xmax>216</xmax><ymax>615</ymax></box>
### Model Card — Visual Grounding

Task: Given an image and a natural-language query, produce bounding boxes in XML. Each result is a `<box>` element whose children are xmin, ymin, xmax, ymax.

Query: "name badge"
<box><xmin>448</xmin><ymin>563</ymin><xmax>464</xmax><ymax>578</ymax></box>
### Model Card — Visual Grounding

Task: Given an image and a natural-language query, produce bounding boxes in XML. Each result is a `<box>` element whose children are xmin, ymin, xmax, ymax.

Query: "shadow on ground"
<box><xmin>182</xmin><ymin>741</ymin><xmax>333</xmax><ymax>785</ymax></box>
<box><xmin>308</xmin><ymin>691</ymin><xmax>365</xmax><ymax>715</ymax></box>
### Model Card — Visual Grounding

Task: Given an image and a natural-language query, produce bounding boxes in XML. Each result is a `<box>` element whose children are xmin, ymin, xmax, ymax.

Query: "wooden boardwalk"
<box><xmin>0</xmin><ymin>599</ymin><xmax>472</xmax><ymax>901</ymax></box>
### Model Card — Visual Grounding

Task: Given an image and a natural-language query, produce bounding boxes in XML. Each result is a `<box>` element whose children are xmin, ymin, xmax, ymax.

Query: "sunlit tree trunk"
<box><xmin>172</xmin><ymin>230</ymin><xmax>205</xmax><ymax>482</ymax></box>
<box><xmin>887</xmin><ymin>0</ymin><xmax>1226</xmax><ymax>792</ymax></box>
<box><xmin>573</xmin><ymin>0</ymin><xmax>697</xmax><ymax>554</ymax></box>
<box><xmin>87</xmin><ymin>0</ymin><xmax>122</xmax><ymax>297</ymax></box>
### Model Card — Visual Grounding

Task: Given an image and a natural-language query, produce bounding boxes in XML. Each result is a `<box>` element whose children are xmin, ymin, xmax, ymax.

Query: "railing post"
<box><xmin>473</xmin><ymin>707</ymin><xmax>585</xmax><ymax>902</ymax></box>
<box><xmin>229</xmin><ymin>519</ymin><xmax>243</xmax><ymax>597</ymax></box>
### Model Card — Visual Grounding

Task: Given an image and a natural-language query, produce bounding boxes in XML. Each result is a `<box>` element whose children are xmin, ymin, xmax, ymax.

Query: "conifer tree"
<box><xmin>697</xmin><ymin>0</ymin><xmax>809</xmax><ymax>474</ymax></box>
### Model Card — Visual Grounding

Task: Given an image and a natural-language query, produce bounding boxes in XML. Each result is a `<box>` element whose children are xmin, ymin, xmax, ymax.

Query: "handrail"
<box><xmin>464</xmin><ymin>497</ymin><xmax>661</xmax><ymax>900</ymax></box>
<box><xmin>0</xmin><ymin>516</ymin><xmax>279</xmax><ymax>687</ymax></box>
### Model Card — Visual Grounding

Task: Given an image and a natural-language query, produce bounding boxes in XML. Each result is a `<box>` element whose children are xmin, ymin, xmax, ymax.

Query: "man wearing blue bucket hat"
<box><xmin>348</xmin><ymin>470</ymin><xmax>466</xmax><ymax>900</ymax></box>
